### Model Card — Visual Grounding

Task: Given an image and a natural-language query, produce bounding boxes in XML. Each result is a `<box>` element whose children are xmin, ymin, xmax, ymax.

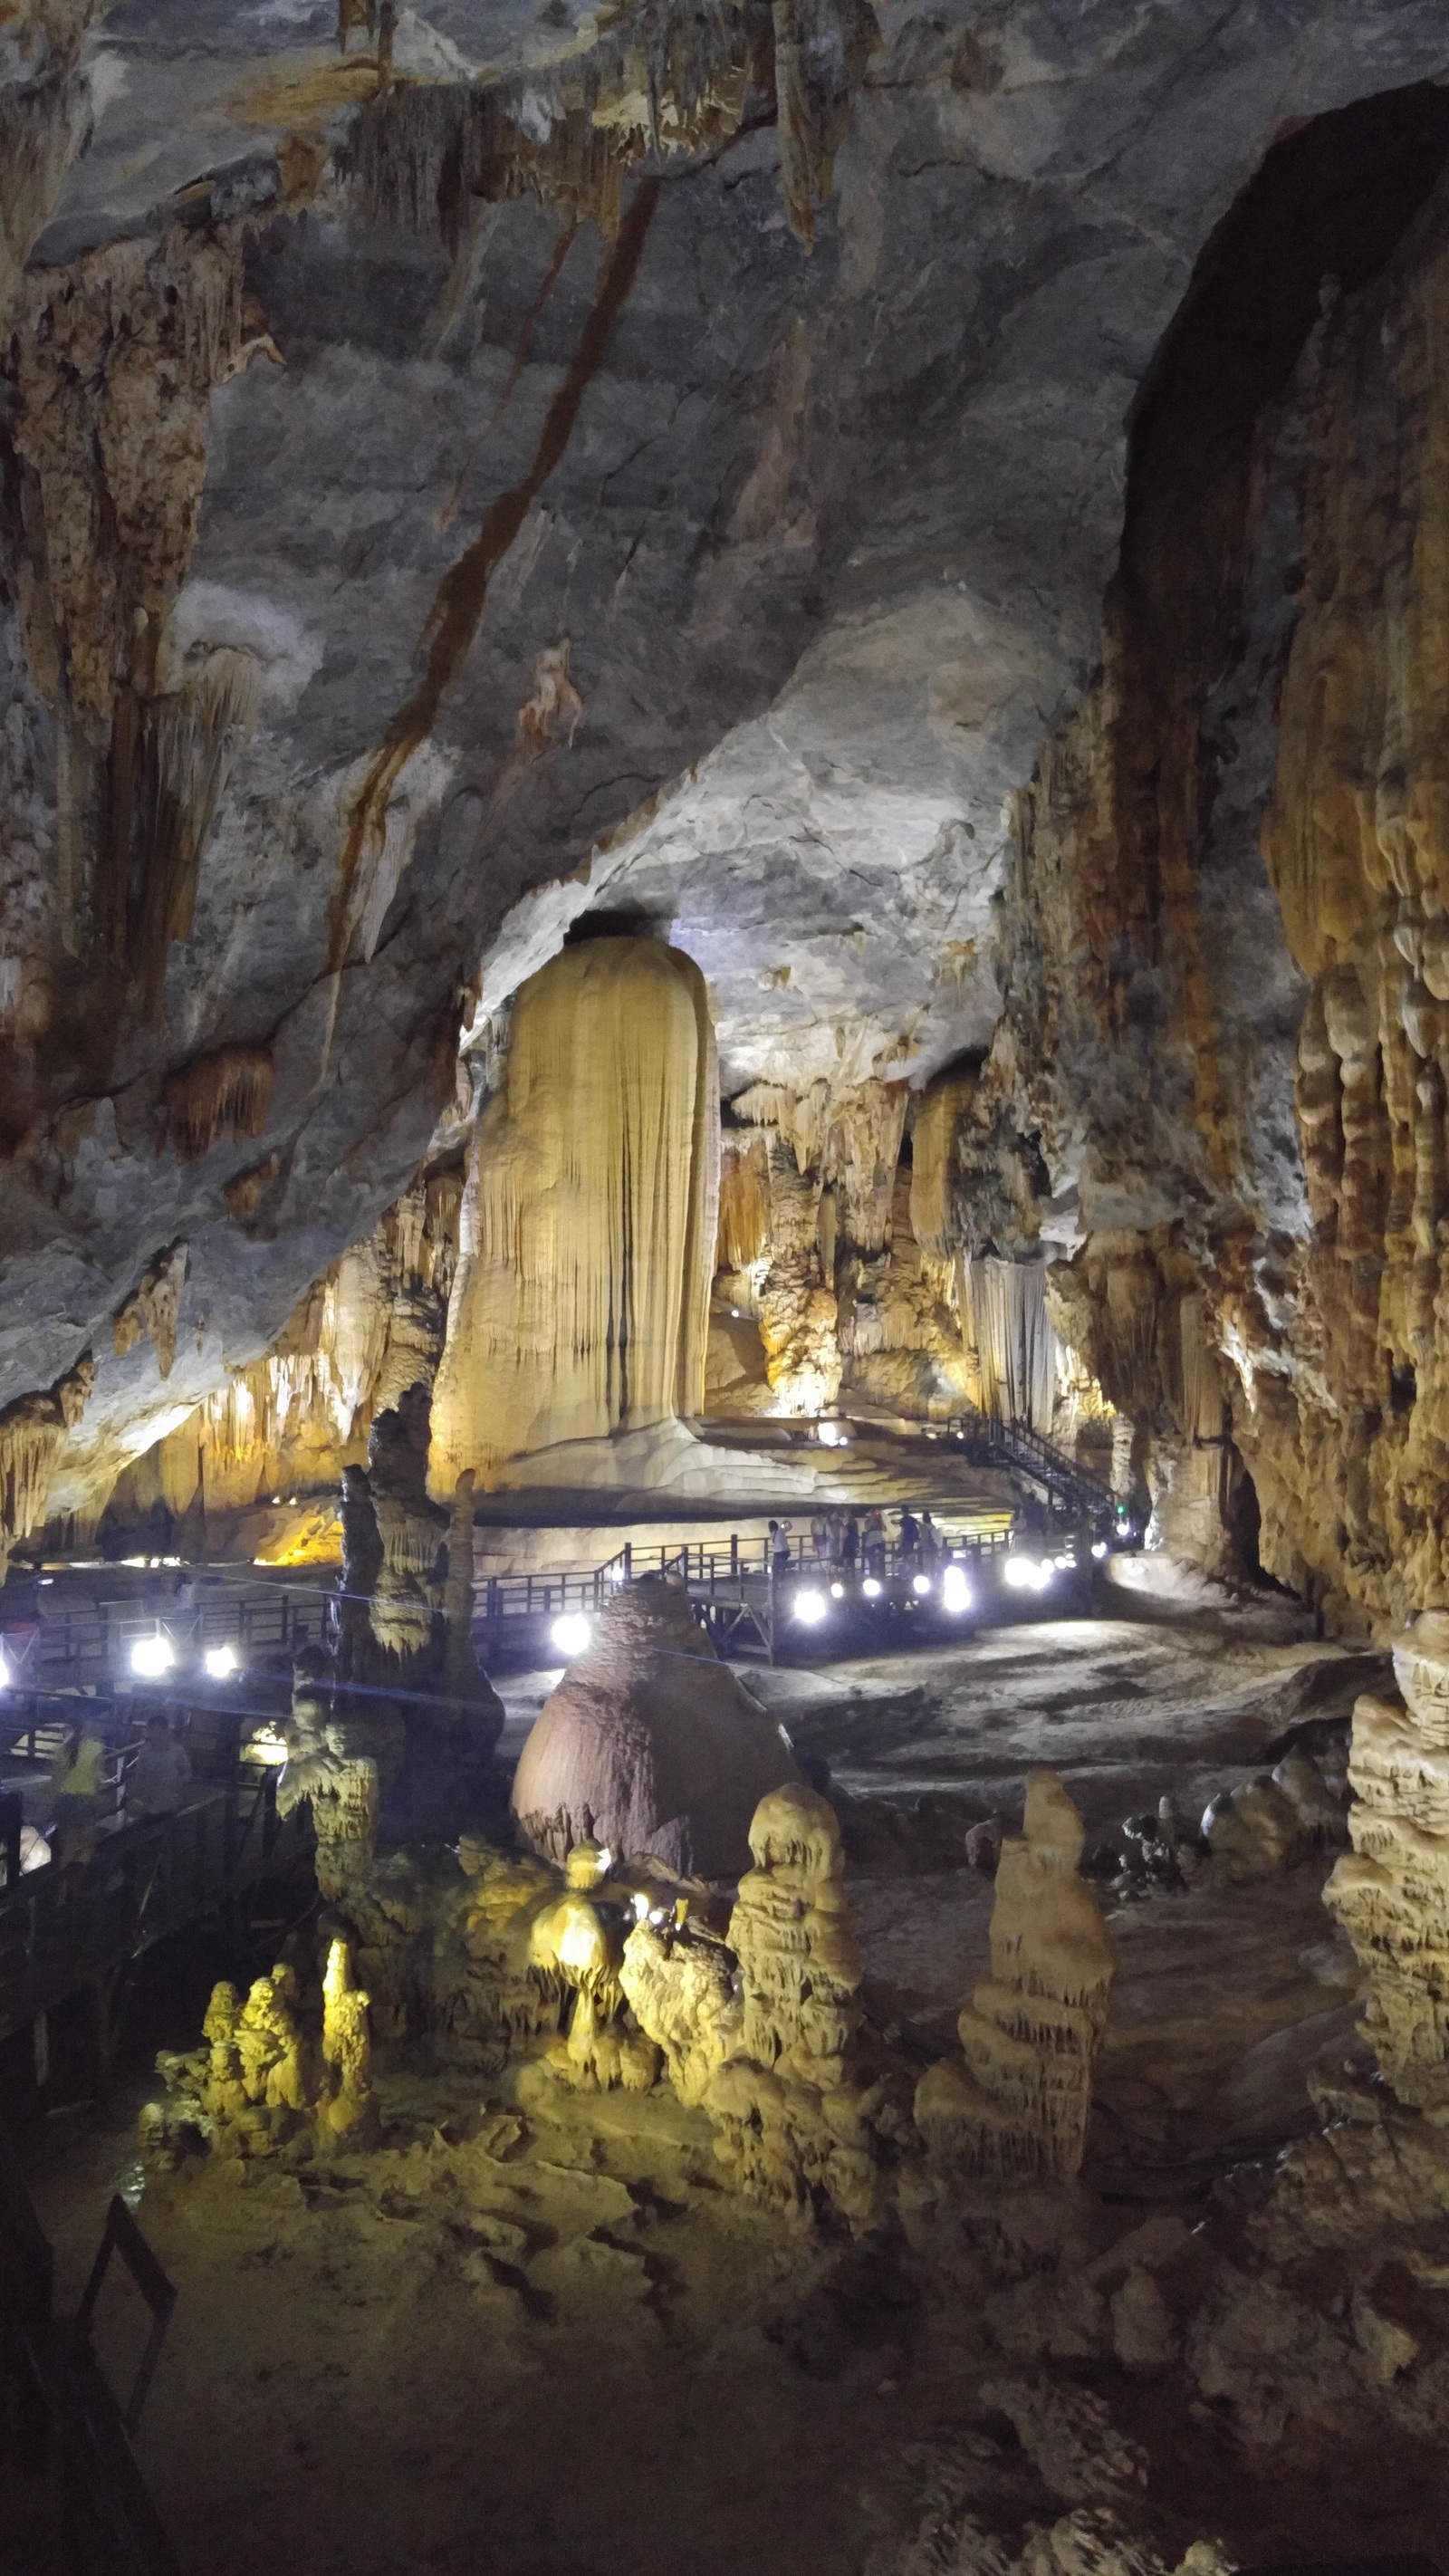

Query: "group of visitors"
<box><xmin>44</xmin><ymin>1710</ymin><xmax>193</xmax><ymax>1871</ymax></box>
<box><xmin>766</xmin><ymin>1509</ymin><xmax>945</xmax><ymax>1583</ymax></box>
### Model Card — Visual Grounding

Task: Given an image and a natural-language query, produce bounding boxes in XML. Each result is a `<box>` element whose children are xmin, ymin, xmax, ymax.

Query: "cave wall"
<box><xmin>2</xmin><ymin>1</ymin><xmax>1442</xmax><ymax>1550</ymax></box>
<box><xmin>938</xmin><ymin>95</ymin><xmax>1449</xmax><ymax>1629</ymax></box>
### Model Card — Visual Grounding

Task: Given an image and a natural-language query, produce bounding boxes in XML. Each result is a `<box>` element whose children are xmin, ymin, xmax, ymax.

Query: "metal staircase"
<box><xmin>946</xmin><ymin>1411</ymin><xmax>1117</xmax><ymax>1529</ymax></box>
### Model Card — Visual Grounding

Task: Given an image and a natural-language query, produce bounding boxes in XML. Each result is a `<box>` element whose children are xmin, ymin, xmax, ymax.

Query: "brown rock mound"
<box><xmin>511</xmin><ymin>1575</ymin><xmax>800</xmax><ymax>1878</ymax></box>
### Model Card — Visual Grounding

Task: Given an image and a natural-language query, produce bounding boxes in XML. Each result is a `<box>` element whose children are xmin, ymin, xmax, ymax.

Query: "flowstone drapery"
<box><xmin>430</xmin><ymin>938</ymin><xmax>718</xmax><ymax>1490</ymax></box>
<box><xmin>915</xmin><ymin>1772</ymin><xmax>1117</xmax><ymax>2180</ymax></box>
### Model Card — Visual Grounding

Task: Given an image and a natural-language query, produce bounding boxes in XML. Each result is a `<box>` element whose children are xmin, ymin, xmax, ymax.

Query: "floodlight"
<box><xmin>861</xmin><ymin>1577</ymin><xmax>882</xmax><ymax>1600</ymax></box>
<box><xmin>130</xmin><ymin>1634</ymin><xmax>175</xmax><ymax>1678</ymax></box>
<box><xmin>1003</xmin><ymin>1556</ymin><xmax>1052</xmax><ymax>1593</ymax></box>
<box><xmin>912</xmin><ymin>1573</ymin><xmax>932</xmax><ymax>1596</ymax></box>
<box><xmin>1091</xmin><ymin>1540</ymin><xmax>1108</xmax><ymax>1560</ymax></box>
<box><xmin>830</xmin><ymin>1581</ymin><xmax>845</xmax><ymax>1599</ymax></box>
<box><xmin>551</xmin><ymin>1613</ymin><xmax>591</xmax><ymax>1656</ymax></box>
<box><xmin>204</xmin><ymin>1643</ymin><xmax>239</xmax><ymax>1679</ymax></box>
<box><xmin>941</xmin><ymin>1565</ymin><xmax>972</xmax><ymax>1614</ymax></box>
<box><xmin>793</xmin><ymin>1589</ymin><xmax>828</xmax><ymax>1626</ymax></box>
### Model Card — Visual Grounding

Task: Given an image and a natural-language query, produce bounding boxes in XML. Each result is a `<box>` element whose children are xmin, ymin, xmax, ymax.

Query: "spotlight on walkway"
<box><xmin>817</xmin><ymin>1419</ymin><xmax>844</xmax><ymax>1447</ymax></box>
<box><xmin>830</xmin><ymin>1581</ymin><xmax>845</xmax><ymax>1599</ymax></box>
<box><xmin>1003</xmin><ymin>1555</ymin><xmax>1052</xmax><ymax>1594</ymax></box>
<box><xmin>912</xmin><ymin>1573</ymin><xmax>932</xmax><ymax>1596</ymax></box>
<box><xmin>204</xmin><ymin>1643</ymin><xmax>239</xmax><ymax>1680</ymax></box>
<box><xmin>1091</xmin><ymin>1540</ymin><xmax>1108</xmax><ymax>1560</ymax></box>
<box><xmin>551</xmin><ymin>1612</ymin><xmax>591</xmax><ymax>1658</ymax></box>
<box><xmin>941</xmin><ymin>1565</ymin><xmax>972</xmax><ymax>1614</ymax></box>
<box><xmin>130</xmin><ymin>1633</ymin><xmax>175</xmax><ymax>1678</ymax></box>
<box><xmin>793</xmin><ymin>1589</ymin><xmax>828</xmax><ymax>1627</ymax></box>
<box><xmin>861</xmin><ymin>1577</ymin><xmax>882</xmax><ymax>1600</ymax></box>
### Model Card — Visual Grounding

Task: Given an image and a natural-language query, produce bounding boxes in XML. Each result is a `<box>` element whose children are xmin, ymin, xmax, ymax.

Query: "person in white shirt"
<box><xmin>126</xmin><ymin>1714</ymin><xmax>192</xmax><ymax>1821</ymax></box>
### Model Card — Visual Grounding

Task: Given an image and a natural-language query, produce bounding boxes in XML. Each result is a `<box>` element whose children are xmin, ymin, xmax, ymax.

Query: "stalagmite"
<box><xmin>915</xmin><ymin>1772</ymin><xmax>1116</xmax><ymax>2180</ymax></box>
<box><xmin>275</xmin><ymin>1653</ymin><xmax>389</xmax><ymax>1904</ymax></box>
<box><xmin>319</xmin><ymin>1937</ymin><xmax>379</xmax><ymax>2140</ymax></box>
<box><xmin>430</xmin><ymin>938</ymin><xmax>718</xmax><ymax>1488</ymax></box>
<box><xmin>512</xmin><ymin>1574</ymin><xmax>799</xmax><ymax>1877</ymax></box>
<box><xmin>706</xmin><ymin>1783</ymin><xmax>907</xmax><ymax>2228</ymax></box>
<box><xmin>1327</xmin><ymin>1612</ymin><xmax>1449</xmax><ymax>2108</ymax></box>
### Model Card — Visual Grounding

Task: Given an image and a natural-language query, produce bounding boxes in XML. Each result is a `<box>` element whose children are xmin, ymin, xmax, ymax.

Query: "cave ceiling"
<box><xmin>3</xmin><ymin>0</ymin><xmax>1449</xmax><ymax>1502</ymax></box>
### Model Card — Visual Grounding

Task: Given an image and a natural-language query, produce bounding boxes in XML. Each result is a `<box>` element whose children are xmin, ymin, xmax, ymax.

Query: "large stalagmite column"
<box><xmin>429</xmin><ymin>937</ymin><xmax>718</xmax><ymax>1490</ymax></box>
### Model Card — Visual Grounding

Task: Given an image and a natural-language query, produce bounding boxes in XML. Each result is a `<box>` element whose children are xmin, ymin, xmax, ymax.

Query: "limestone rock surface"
<box><xmin>511</xmin><ymin>1572</ymin><xmax>801</xmax><ymax>1876</ymax></box>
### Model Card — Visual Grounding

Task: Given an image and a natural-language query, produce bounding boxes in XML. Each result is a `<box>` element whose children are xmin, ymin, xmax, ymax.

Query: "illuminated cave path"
<box><xmin>328</xmin><ymin>178</ymin><xmax>661</xmax><ymax>971</ymax></box>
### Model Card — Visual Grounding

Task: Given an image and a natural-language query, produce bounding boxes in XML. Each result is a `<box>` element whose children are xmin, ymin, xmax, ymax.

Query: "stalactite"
<box><xmin>341</xmin><ymin>0</ymin><xmax>775</xmax><ymax>247</ymax></box>
<box><xmin>909</xmin><ymin>1066</ymin><xmax>978</xmax><ymax>1262</ymax></box>
<box><xmin>111</xmin><ymin>1240</ymin><xmax>188</xmax><ymax>1379</ymax></box>
<box><xmin>161</xmin><ymin>1043</ymin><xmax>273</xmax><ymax>1163</ymax></box>
<box><xmin>0</xmin><ymin>1353</ymin><xmax>92</xmax><ymax>1577</ymax></box>
<box><xmin>716</xmin><ymin>1134</ymin><xmax>771</xmax><ymax>1271</ymax></box>
<box><xmin>430</xmin><ymin>937</ymin><xmax>718</xmax><ymax>1488</ymax></box>
<box><xmin>107</xmin><ymin>649</ymin><xmax>262</xmax><ymax>1014</ymax></box>
<box><xmin>962</xmin><ymin>1257</ymin><xmax>1060</xmax><ymax>1434</ymax></box>
<box><xmin>771</xmin><ymin>0</ymin><xmax>878</xmax><ymax>253</ymax></box>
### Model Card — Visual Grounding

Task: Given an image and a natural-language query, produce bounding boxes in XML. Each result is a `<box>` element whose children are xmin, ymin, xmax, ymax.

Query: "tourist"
<box><xmin>920</xmin><ymin>1511</ymin><xmax>939</xmax><ymax>1570</ymax></box>
<box><xmin>898</xmin><ymin>1507</ymin><xmax>921</xmax><ymax>1564</ymax></box>
<box><xmin>126</xmin><ymin>1712</ymin><xmax>193</xmax><ymax>1821</ymax></box>
<box><xmin>841</xmin><ymin>1514</ymin><xmax>859</xmax><ymax>1571</ymax></box>
<box><xmin>767</xmin><ymin>1519</ymin><xmax>792</xmax><ymax>1579</ymax></box>
<box><xmin>863</xmin><ymin>1509</ymin><xmax>886</xmax><ymax>1581</ymax></box>
<box><xmin>811</xmin><ymin>1513</ymin><xmax>830</xmax><ymax>1561</ymax></box>
<box><xmin>50</xmin><ymin>1719</ymin><xmax>105</xmax><ymax>1870</ymax></box>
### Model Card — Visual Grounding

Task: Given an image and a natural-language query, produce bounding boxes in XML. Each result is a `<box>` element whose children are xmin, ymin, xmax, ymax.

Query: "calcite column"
<box><xmin>429</xmin><ymin>937</ymin><xmax>718</xmax><ymax>1487</ymax></box>
<box><xmin>1327</xmin><ymin>1611</ymin><xmax>1449</xmax><ymax>2109</ymax></box>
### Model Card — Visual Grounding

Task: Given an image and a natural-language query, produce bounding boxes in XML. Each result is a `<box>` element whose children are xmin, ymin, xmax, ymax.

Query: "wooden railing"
<box><xmin>0</xmin><ymin>2114</ymin><xmax>183</xmax><ymax>2574</ymax></box>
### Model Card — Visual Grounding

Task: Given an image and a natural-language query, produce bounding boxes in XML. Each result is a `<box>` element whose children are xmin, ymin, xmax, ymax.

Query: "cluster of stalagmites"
<box><xmin>916</xmin><ymin>1773</ymin><xmax>1116</xmax><ymax>2182</ymax></box>
<box><xmin>145</xmin><ymin>1937</ymin><xmax>376</xmax><ymax>2164</ymax></box>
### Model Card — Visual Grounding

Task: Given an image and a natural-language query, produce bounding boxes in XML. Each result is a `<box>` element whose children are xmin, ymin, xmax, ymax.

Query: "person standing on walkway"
<box><xmin>50</xmin><ymin>1719</ymin><xmax>105</xmax><ymax>1870</ymax></box>
<box><xmin>841</xmin><ymin>1513</ymin><xmax>859</xmax><ymax>1572</ymax></box>
<box><xmin>898</xmin><ymin>1508</ymin><xmax>921</xmax><ymax>1567</ymax></box>
<box><xmin>125</xmin><ymin>1712</ymin><xmax>192</xmax><ymax>1821</ymax></box>
<box><xmin>811</xmin><ymin>1513</ymin><xmax>830</xmax><ymax>1562</ymax></box>
<box><xmin>767</xmin><ymin>1519</ymin><xmax>793</xmax><ymax>1580</ymax></box>
<box><xmin>920</xmin><ymin>1511</ymin><xmax>940</xmax><ymax>1571</ymax></box>
<box><xmin>863</xmin><ymin>1509</ymin><xmax>887</xmax><ymax>1582</ymax></box>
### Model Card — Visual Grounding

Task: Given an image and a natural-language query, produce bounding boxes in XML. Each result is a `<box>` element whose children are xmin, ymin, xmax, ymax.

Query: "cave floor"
<box><xmin>14</xmin><ymin>1614</ymin><xmax>1446</xmax><ymax>2576</ymax></box>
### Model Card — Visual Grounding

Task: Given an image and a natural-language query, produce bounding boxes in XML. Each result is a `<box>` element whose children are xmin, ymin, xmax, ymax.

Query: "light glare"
<box><xmin>130</xmin><ymin>1634</ymin><xmax>175</xmax><ymax>1678</ymax></box>
<box><xmin>912</xmin><ymin>1573</ymin><xmax>932</xmax><ymax>1596</ymax></box>
<box><xmin>552</xmin><ymin>1612</ymin><xmax>592</xmax><ymax>1657</ymax></box>
<box><xmin>793</xmin><ymin>1589</ymin><xmax>828</xmax><ymax>1627</ymax></box>
<box><xmin>204</xmin><ymin>1643</ymin><xmax>239</xmax><ymax>1679</ymax></box>
<box><xmin>941</xmin><ymin>1565</ymin><xmax>972</xmax><ymax>1614</ymax></box>
<box><xmin>861</xmin><ymin>1577</ymin><xmax>882</xmax><ymax>1600</ymax></box>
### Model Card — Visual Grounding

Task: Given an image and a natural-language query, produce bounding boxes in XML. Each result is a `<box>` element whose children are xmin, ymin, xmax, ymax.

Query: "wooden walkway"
<box><xmin>0</xmin><ymin>1769</ymin><xmax>313</xmax><ymax>2058</ymax></box>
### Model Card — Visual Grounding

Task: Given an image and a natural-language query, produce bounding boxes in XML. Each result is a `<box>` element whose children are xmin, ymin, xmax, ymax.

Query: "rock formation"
<box><xmin>511</xmin><ymin>1574</ymin><xmax>800</xmax><ymax>1878</ymax></box>
<box><xmin>916</xmin><ymin>1772</ymin><xmax>1116</xmax><ymax>2181</ymax></box>
<box><xmin>430</xmin><ymin>938</ymin><xmax>718</xmax><ymax>1490</ymax></box>
<box><xmin>706</xmin><ymin>1783</ymin><xmax>909</xmax><ymax>2228</ymax></box>
<box><xmin>144</xmin><ymin>1940</ymin><xmax>375</xmax><ymax>2161</ymax></box>
<box><xmin>1328</xmin><ymin>1611</ymin><xmax>1449</xmax><ymax>2109</ymax></box>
